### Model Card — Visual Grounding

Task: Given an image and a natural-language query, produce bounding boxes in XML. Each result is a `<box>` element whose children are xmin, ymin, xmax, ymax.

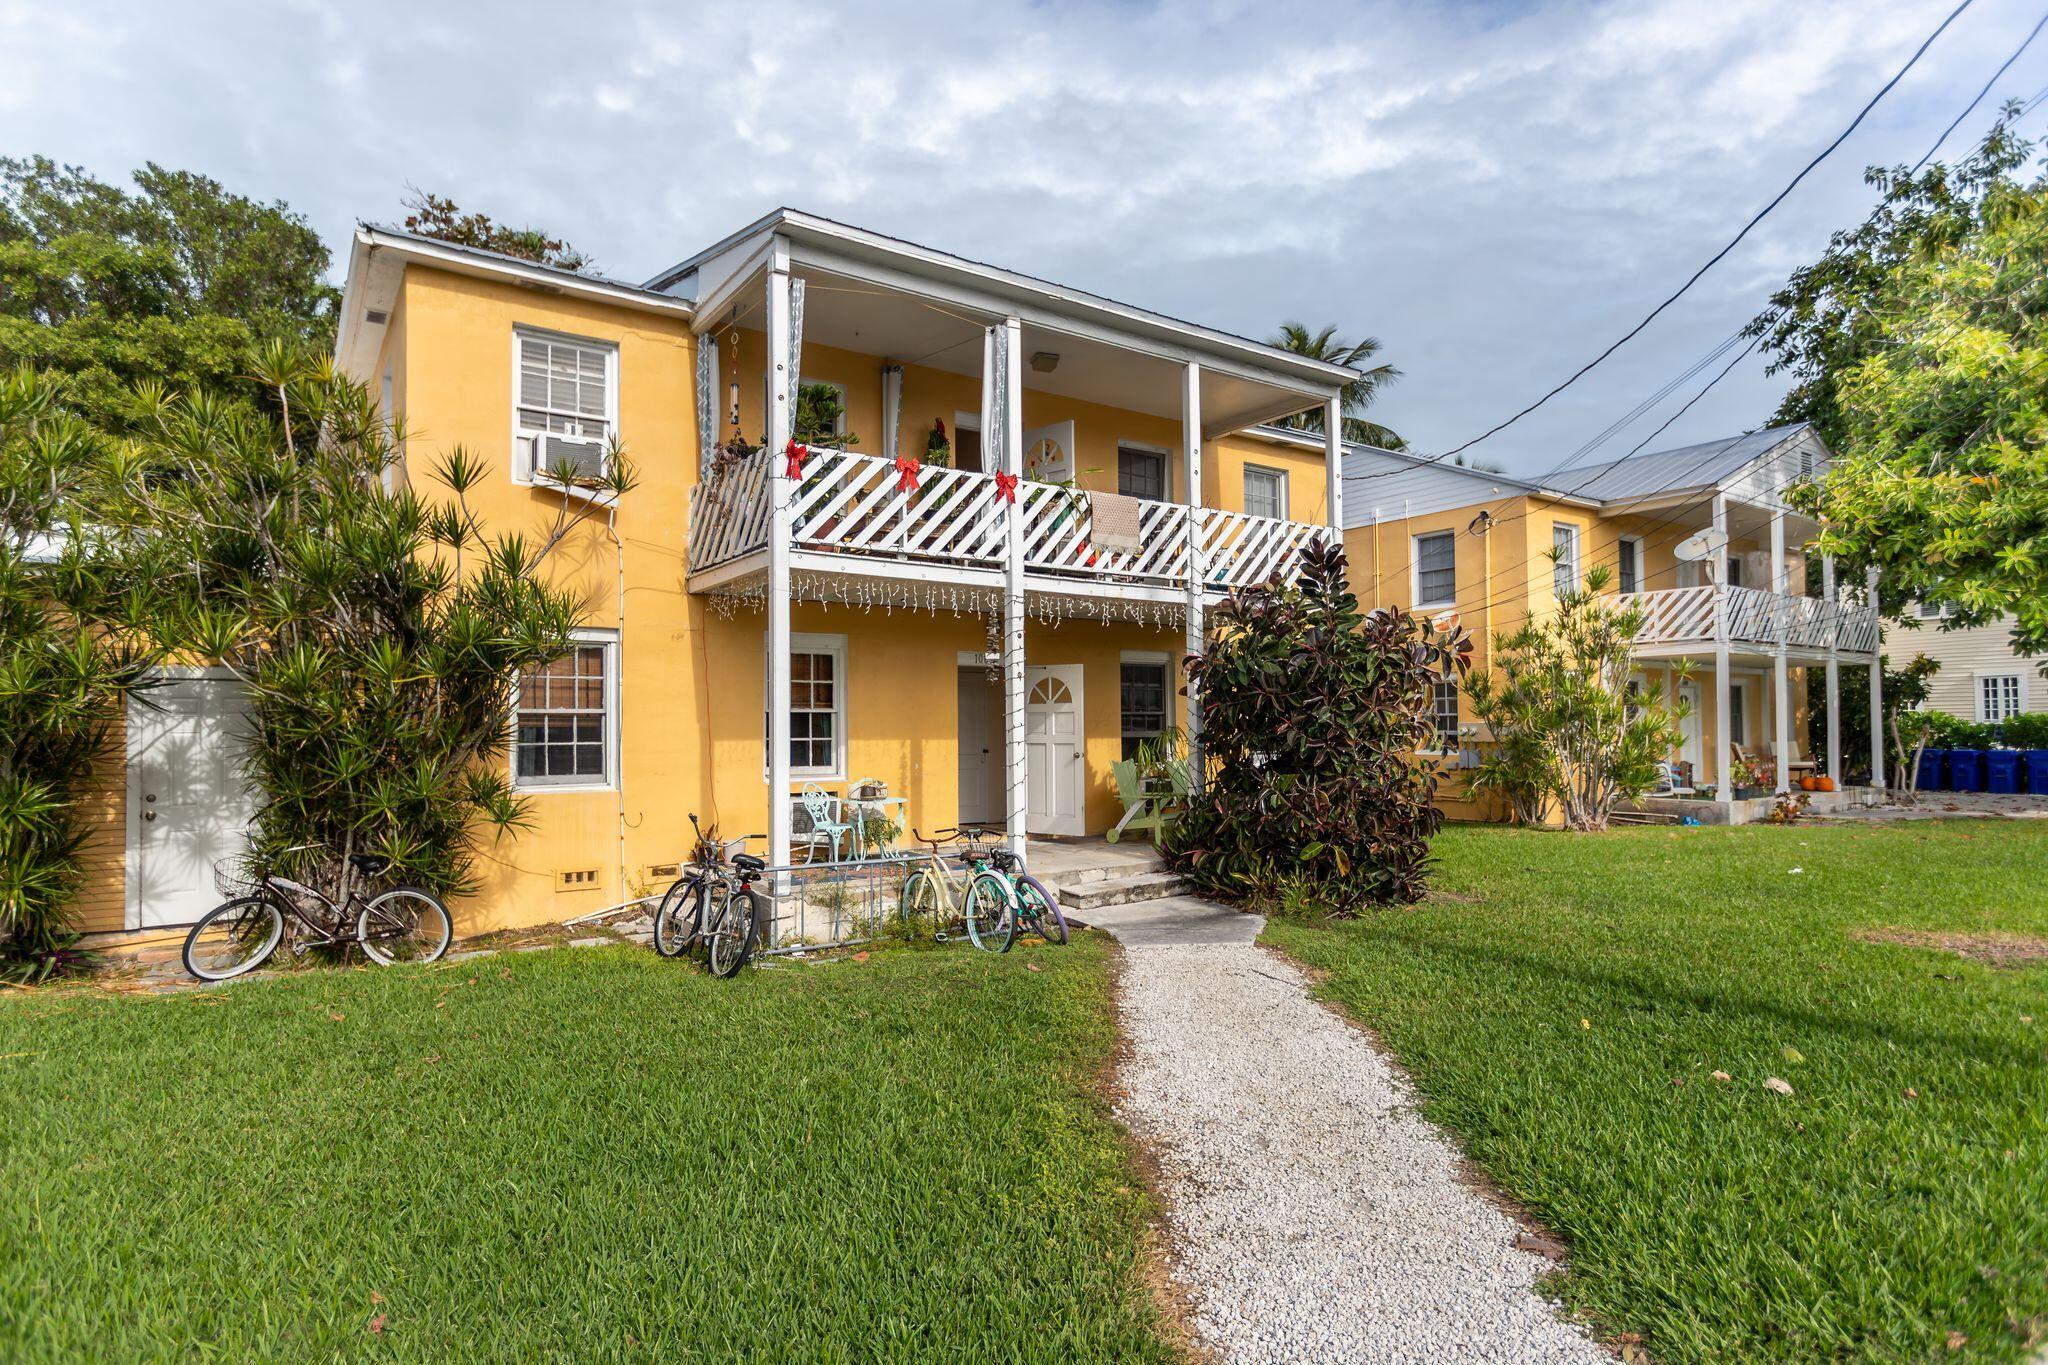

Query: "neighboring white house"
<box><xmin>1903</xmin><ymin>603</ymin><xmax>2041</xmax><ymax>721</ymax></box>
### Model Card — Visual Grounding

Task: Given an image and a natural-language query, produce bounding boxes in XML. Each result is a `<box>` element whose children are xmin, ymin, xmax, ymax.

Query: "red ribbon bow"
<box><xmin>894</xmin><ymin>455</ymin><xmax>922</xmax><ymax>493</ymax></box>
<box><xmin>783</xmin><ymin>439</ymin><xmax>808</xmax><ymax>480</ymax></box>
<box><xmin>994</xmin><ymin>471</ymin><xmax>1019</xmax><ymax>503</ymax></box>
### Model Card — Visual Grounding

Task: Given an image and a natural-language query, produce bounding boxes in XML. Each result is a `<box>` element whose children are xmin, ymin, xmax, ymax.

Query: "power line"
<box><xmin>1351</xmin><ymin>0</ymin><xmax>1978</xmax><ymax>482</ymax></box>
<box><xmin>1913</xmin><ymin>6</ymin><xmax>2048</xmax><ymax>171</ymax></box>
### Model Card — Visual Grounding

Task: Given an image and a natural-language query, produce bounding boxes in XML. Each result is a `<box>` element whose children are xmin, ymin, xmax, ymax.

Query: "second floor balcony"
<box><xmin>687</xmin><ymin>444</ymin><xmax>1336</xmax><ymax>604</ymax></box>
<box><xmin>1619</xmin><ymin>583</ymin><xmax>1880</xmax><ymax>658</ymax></box>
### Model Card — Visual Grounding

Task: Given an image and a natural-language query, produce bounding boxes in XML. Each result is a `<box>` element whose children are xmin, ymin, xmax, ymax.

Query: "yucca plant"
<box><xmin>0</xmin><ymin>368</ymin><xmax>155</xmax><ymax>980</ymax></box>
<box><xmin>99</xmin><ymin>345</ymin><xmax>631</xmax><ymax>907</ymax></box>
<box><xmin>1464</xmin><ymin>564</ymin><xmax>1686</xmax><ymax>831</ymax></box>
<box><xmin>1164</xmin><ymin>541</ymin><xmax>1469</xmax><ymax>913</ymax></box>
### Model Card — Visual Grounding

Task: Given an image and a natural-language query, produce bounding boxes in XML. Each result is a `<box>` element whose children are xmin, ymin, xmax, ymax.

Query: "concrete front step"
<box><xmin>1058</xmin><ymin>869</ymin><xmax>1186</xmax><ymax>912</ymax></box>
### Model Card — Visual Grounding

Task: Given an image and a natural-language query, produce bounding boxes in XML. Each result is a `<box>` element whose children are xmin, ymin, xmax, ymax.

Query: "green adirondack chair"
<box><xmin>1107</xmin><ymin>758</ymin><xmax>1190</xmax><ymax>845</ymax></box>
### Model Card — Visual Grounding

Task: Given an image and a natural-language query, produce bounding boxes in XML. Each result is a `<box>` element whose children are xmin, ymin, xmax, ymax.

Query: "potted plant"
<box><xmin>1733</xmin><ymin>756</ymin><xmax>1775</xmax><ymax>800</ymax></box>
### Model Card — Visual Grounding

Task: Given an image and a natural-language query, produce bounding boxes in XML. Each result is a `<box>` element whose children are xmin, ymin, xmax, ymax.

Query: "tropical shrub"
<box><xmin>100</xmin><ymin>348</ymin><xmax>629</xmax><ymax>906</ymax></box>
<box><xmin>1464</xmin><ymin>565</ymin><xmax>1685</xmax><ymax>831</ymax></box>
<box><xmin>1164</xmin><ymin>541</ymin><xmax>1469</xmax><ymax>913</ymax></box>
<box><xmin>1806</xmin><ymin>649</ymin><xmax>1937</xmax><ymax>782</ymax></box>
<box><xmin>2000</xmin><ymin>711</ymin><xmax>2048</xmax><ymax>748</ymax></box>
<box><xmin>0</xmin><ymin>369</ymin><xmax>154</xmax><ymax>979</ymax></box>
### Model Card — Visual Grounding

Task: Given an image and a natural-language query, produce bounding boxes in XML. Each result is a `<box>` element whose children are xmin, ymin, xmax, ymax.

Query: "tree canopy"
<box><xmin>1266</xmin><ymin>321</ymin><xmax>1405</xmax><ymax>449</ymax></box>
<box><xmin>400</xmin><ymin>187</ymin><xmax>593</xmax><ymax>272</ymax></box>
<box><xmin>0</xmin><ymin>158</ymin><xmax>337</xmax><ymax>427</ymax></box>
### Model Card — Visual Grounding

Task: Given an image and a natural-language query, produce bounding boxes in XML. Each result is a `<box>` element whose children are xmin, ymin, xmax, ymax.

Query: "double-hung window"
<box><xmin>1552</xmin><ymin>523</ymin><xmax>1580</xmax><ymax>598</ymax></box>
<box><xmin>1617</xmin><ymin>536</ymin><xmax>1642</xmax><ymax>595</ymax></box>
<box><xmin>1728</xmin><ymin>684</ymin><xmax>1746</xmax><ymax>747</ymax></box>
<box><xmin>1978</xmin><ymin>674</ymin><xmax>2024</xmax><ymax>723</ymax></box>
<box><xmin>1427</xmin><ymin>680</ymin><xmax>1460</xmax><ymax>753</ymax></box>
<box><xmin>1118</xmin><ymin>446</ymin><xmax>1168</xmax><ymax>502</ymax></box>
<box><xmin>513</xmin><ymin>631</ymin><xmax>617</xmax><ymax>789</ymax></box>
<box><xmin>765</xmin><ymin>633</ymin><xmax>847</xmax><ymax>778</ymax></box>
<box><xmin>516</xmin><ymin>329</ymin><xmax>615</xmax><ymax>482</ymax></box>
<box><xmin>1120</xmin><ymin>656</ymin><xmax>1170</xmax><ymax>761</ymax></box>
<box><xmin>1414</xmin><ymin>532</ymin><xmax>1456</xmax><ymax>608</ymax></box>
<box><xmin>1243</xmin><ymin>465</ymin><xmax>1288</xmax><ymax>520</ymax></box>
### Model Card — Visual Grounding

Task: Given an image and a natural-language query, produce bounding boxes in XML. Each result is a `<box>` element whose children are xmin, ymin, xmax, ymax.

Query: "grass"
<box><xmin>0</xmin><ymin>936</ymin><xmax>1175</xmax><ymax>1362</ymax></box>
<box><xmin>1264</xmin><ymin>820</ymin><xmax>2048</xmax><ymax>1364</ymax></box>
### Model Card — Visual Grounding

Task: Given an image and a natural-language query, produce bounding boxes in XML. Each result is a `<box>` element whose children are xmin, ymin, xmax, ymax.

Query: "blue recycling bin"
<box><xmin>1918</xmin><ymin>747</ymin><xmax>1946</xmax><ymax>792</ymax></box>
<box><xmin>1950</xmin><ymin>749</ymin><xmax>1986</xmax><ymax>793</ymax></box>
<box><xmin>2027</xmin><ymin>750</ymin><xmax>2048</xmax><ymax>794</ymax></box>
<box><xmin>1986</xmin><ymin>749</ymin><xmax>2022</xmax><ymax>794</ymax></box>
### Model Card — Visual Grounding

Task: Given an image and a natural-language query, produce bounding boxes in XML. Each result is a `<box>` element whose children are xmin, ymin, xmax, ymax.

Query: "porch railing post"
<box><xmin>765</xmin><ymin>249</ymin><xmax>795</xmax><ymax>870</ymax></box>
<box><xmin>1000</xmin><ymin>319</ymin><xmax>1029</xmax><ymax>861</ymax></box>
<box><xmin>1182</xmin><ymin>362</ymin><xmax>1204</xmax><ymax>793</ymax></box>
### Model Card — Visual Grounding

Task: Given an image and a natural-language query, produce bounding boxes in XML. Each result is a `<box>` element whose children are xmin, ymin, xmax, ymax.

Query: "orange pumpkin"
<box><xmin>1817</xmin><ymin>776</ymin><xmax>1836</xmax><ymax>792</ymax></box>
<box><xmin>1800</xmin><ymin>775</ymin><xmax>1818</xmax><ymax>791</ymax></box>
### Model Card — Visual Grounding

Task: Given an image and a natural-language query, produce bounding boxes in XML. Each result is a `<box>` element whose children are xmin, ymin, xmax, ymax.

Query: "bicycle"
<box><xmin>183</xmin><ymin>847</ymin><xmax>453</xmax><ymax>982</ymax></box>
<box><xmin>899</xmin><ymin>829</ymin><xmax>1066</xmax><ymax>953</ymax></box>
<box><xmin>651</xmin><ymin>815</ymin><xmax>757</xmax><ymax>959</ymax></box>
<box><xmin>701</xmin><ymin>851</ymin><xmax>767</xmax><ymax>978</ymax></box>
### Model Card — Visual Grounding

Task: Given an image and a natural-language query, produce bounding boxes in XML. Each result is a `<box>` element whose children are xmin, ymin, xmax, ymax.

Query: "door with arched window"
<box><xmin>1025</xmin><ymin>664</ymin><xmax>1086</xmax><ymax>835</ymax></box>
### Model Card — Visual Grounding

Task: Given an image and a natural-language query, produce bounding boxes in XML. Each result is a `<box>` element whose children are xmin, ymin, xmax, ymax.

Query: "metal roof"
<box><xmin>1560</xmin><ymin>424</ymin><xmax>1811</xmax><ymax>504</ymax></box>
<box><xmin>357</xmin><ymin>222</ymin><xmax>686</xmax><ymax>303</ymax></box>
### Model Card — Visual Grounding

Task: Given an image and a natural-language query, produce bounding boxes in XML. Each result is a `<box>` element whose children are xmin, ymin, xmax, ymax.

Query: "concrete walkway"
<box><xmin>1095</xmin><ymin>895</ymin><xmax>1605</xmax><ymax>1364</ymax></box>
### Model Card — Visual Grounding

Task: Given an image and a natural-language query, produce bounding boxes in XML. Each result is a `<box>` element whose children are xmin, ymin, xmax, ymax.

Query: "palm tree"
<box><xmin>1267</xmin><ymin>321</ymin><xmax>1404</xmax><ymax>450</ymax></box>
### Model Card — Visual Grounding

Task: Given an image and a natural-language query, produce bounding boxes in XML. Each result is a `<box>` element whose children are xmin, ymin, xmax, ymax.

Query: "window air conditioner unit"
<box><xmin>534</xmin><ymin>433</ymin><xmax>606</xmax><ymax>484</ymax></box>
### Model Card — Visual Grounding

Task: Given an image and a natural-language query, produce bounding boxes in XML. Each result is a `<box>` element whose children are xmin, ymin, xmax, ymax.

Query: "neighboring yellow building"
<box><xmin>85</xmin><ymin>211</ymin><xmax>1355</xmax><ymax>941</ymax></box>
<box><xmin>1274</xmin><ymin>422</ymin><xmax>1886</xmax><ymax>824</ymax></box>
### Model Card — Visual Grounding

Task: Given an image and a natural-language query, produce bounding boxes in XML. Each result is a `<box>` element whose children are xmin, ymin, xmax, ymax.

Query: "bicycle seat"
<box><xmin>989</xmin><ymin>850</ymin><xmax>1019</xmax><ymax>872</ymax></box>
<box><xmin>732</xmin><ymin>853</ymin><xmax>767</xmax><ymax>874</ymax></box>
<box><xmin>348</xmin><ymin>853</ymin><xmax>391</xmax><ymax>877</ymax></box>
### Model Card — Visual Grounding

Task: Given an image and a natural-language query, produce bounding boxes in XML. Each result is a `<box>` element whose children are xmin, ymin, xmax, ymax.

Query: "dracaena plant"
<box><xmin>0</xmin><ymin>368</ymin><xmax>157</xmax><ymax>980</ymax></box>
<box><xmin>1464</xmin><ymin>562</ymin><xmax>1686</xmax><ymax>831</ymax></box>
<box><xmin>97</xmin><ymin>344</ymin><xmax>632</xmax><ymax>906</ymax></box>
<box><xmin>1164</xmin><ymin>541</ymin><xmax>1470</xmax><ymax>914</ymax></box>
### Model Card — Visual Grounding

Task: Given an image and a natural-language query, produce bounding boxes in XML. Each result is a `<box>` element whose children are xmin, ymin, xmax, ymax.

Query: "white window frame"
<box><xmin>1617</xmin><ymin>535</ymin><xmax>1644</xmax><ymax>595</ymax></box>
<box><xmin>1917</xmin><ymin>598</ymin><xmax>1953</xmax><ymax>621</ymax></box>
<box><xmin>511</xmin><ymin>326</ymin><xmax>618</xmax><ymax>485</ymax></box>
<box><xmin>1422</xmin><ymin>679</ymin><xmax>1460</xmax><ymax>755</ymax></box>
<box><xmin>765</xmin><ymin>632</ymin><xmax>848</xmax><ymax>782</ymax></box>
<box><xmin>1119</xmin><ymin>650</ymin><xmax>1173</xmax><ymax>761</ymax></box>
<box><xmin>1243</xmin><ymin>463</ymin><xmax>1289</xmax><ymax>521</ymax></box>
<box><xmin>511</xmin><ymin>628</ymin><xmax>620</xmax><ymax>793</ymax></box>
<box><xmin>1412</xmin><ymin>530</ymin><xmax>1457</xmax><ymax>609</ymax></box>
<box><xmin>796</xmin><ymin>376</ymin><xmax>848</xmax><ymax>441</ymax></box>
<box><xmin>1552</xmin><ymin>522</ymin><xmax>1581</xmax><ymax>598</ymax></box>
<box><xmin>1976</xmin><ymin>673</ymin><xmax>2026</xmax><ymax>723</ymax></box>
<box><xmin>1116</xmin><ymin>441</ymin><xmax>1173</xmax><ymax>503</ymax></box>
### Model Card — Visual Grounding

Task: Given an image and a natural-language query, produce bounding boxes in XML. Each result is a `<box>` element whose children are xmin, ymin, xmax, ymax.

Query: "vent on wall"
<box><xmin>644</xmin><ymin>863</ymin><xmax>681</xmax><ymax>882</ymax></box>
<box><xmin>364</xmin><ymin>309</ymin><xmax>389</xmax><ymax>325</ymax></box>
<box><xmin>556</xmin><ymin>868</ymin><xmax>600</xmax><ymax>892</ymax></box>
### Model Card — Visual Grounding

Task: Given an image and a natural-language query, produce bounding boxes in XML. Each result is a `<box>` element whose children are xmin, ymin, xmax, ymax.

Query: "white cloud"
<box><xmin>3</xmin><ymin>0</ymin><xmax>2041</xmax><ymax>473</ymax></box>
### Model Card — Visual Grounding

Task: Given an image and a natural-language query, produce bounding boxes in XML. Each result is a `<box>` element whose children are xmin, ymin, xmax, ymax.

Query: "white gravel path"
<box><xmin>1112</xmin><ymin>933</ymin><xmax>1608</xmax><ymax>1365</ymax></box>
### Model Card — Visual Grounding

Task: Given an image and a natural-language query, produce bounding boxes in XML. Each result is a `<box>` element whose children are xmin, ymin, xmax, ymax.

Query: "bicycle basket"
<box><xmin>212</xmin><ymin>854</ymin><xmax>267</xmax><ymax>901</ymax></box>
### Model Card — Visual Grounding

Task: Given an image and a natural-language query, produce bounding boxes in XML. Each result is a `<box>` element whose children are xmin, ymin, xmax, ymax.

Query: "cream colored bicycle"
<box><xmin>899</xmin><ymin>828</ymin><xmax>1066</xmax><ymax>952</ymax></box>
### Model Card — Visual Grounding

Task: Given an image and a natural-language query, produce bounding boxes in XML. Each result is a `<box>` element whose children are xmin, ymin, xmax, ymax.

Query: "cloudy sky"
<box><xmin>5</xmin><ymin>0</ymin><xmax>2044</xmax><ymax>477</ymax></box>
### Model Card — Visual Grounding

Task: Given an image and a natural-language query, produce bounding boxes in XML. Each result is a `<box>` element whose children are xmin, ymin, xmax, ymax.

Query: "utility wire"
<box><xmin>1352</xmin><ymin>0</ymin><xmax>1978</xmax><ymax>481</ymax></box>
<box><xmin>1913</xmin><ymin>6</ymin><xmax>2048</xmax><ymax>170</ymax></box>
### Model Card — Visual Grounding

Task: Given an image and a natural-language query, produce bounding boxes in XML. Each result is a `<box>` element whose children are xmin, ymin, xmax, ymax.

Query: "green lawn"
<box><xmin>1266</xmin><ymin>820</ymin><xmax>2048</xmax><ymax>1364</ymax></box>
<box><xmin>0</xmin><ymin>937</ymin><xmax>1173</xmax><ymax>1362</ymax></box>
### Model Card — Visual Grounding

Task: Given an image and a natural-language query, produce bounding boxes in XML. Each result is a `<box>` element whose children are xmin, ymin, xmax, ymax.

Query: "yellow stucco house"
<box><xmin>85</xmin><ymin>210</ymin><xmax>1357</xmax><ymax>941</ymax></box>
<box><xmin>1323</xmin><ymin>423</ymin><xmax>1888</xmax><ymax>823</ymax></box>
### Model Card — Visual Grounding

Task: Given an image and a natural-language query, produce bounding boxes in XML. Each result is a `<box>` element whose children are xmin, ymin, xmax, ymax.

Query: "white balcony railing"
<box><xmin>1618</xmin><ymin>584</ymin><xmax>1879</xmax><ymax>654</ymax></box>
<box><xmin>687</xmin><ymin>446</ymin><xmax>1335</xmax><ymax>594</ymax></box>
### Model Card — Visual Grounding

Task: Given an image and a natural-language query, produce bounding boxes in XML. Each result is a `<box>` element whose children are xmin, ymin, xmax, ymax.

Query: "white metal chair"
<box><xmin>797</xmin><ymin>785</ymin><xmax>854</xmax><ymax>863</ymax></box>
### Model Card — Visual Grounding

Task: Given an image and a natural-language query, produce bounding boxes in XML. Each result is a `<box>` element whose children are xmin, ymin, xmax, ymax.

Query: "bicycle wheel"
<box><xmin>705</xmin><ymin>885</ymin><xmax>759</xmax><ymax>979</ymax></box>
<box><xmin>356</xmin><ymin>887</ymin><xmax>453</xmax><ymax>966</ymax></box>
<box><xmin>183</xmin><ymin>896</ymin><xmax>284</xmax><ymax>982</ymax></box>
<box><xmin>963</xmin><ymin>870</ymin><xmax>1016</xmax><ymax>954</ymax></box>
<box><xmin>653</xmin><ymin>876</ymin><xmax>706</xmax><ymax>957</ymax></box>
<box><xmin>1015</xmin><ymin>873</ymin><xmax>1068</xmax><ymax>946</ymax></box>
<box><xmin>899</xmin><ymin>869</ymin><xmax>943</xmax><ymax>935</ymax></box>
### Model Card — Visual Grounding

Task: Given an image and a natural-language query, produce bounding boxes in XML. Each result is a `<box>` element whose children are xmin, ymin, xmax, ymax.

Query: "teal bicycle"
<box><xmin>900</xmin><ymin>828</ymin><xmax>1067</xmax><ymax>953</ymax></box>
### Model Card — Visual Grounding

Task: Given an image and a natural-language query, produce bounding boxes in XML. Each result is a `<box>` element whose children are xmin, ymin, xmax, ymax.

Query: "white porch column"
<box><xmin>1182</xmin><ymin>363</ymin><xmax>1204</xmax><ymax>792</ymax></box>
<box><xmin>1770</xmin><ymin>507</ymin><xmax>1790</xmax><ymax>795</ymax></box>
<box><xmin>1712</xmin><ymin>495</ymin><xmax>1732</xmax><ymax>811</ymax></box>
<box><xmin>1823</xmin><ymin>555</ymin><xmax>1841</xmax><ymax>786</ymax></box>
<box><xmin>1868</xmin><ymin>565</ymin><xmax>1886</xmax><ymax>791</ymax></box>
<box><xmin>765</xmin><ymin>254</ymin><xmax>795</xmax><ymax>869</ymax></box>
<box><xmin>1000</xmin><ymin>319</ymin><xmax>1028</xmax><ymax>861</ymax></box>
<box><xmin>1324</xmin><ymin>394</ymin><xmax>1344</xmax><ymax>531</ymax></box>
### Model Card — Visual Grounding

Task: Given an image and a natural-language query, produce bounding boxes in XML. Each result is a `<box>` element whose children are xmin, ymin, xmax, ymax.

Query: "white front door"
<box><xmin>1678</xmin><ymin>680</ymin><xmax>1703</xmax><ymax>774</ymax></box>
<box><xmin>127</xmin><ymin>676</ymin><xmax>257</xmax><ymax>928</ymax></box>
<box><xmin>957</xmin><ymin>668</ymin><xmax>998</xmax><ymax>825</ymax></box>
<box><xmin>1025</xmin><ymin>664</ymin><xmax>1086</xmax><ymax>836</ymax></box>
<box><xmin>1021</xmin><ymin>420</ymin><xmax>1076</xmax><ymax>485</ymax></box>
